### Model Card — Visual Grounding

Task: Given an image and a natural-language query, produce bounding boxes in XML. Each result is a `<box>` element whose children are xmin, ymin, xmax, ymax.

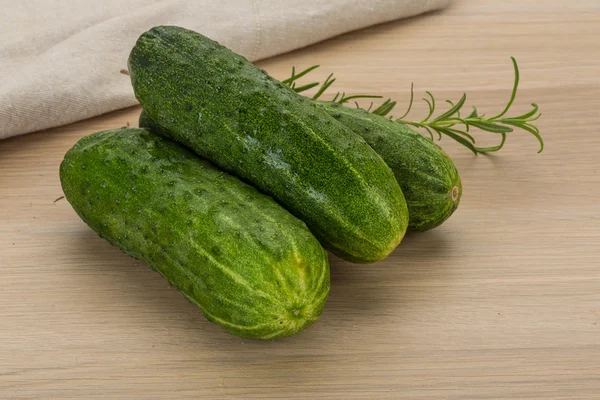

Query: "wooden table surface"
<box><xmin>1</xmin><ymin>0</ymin><xmax>599</xmax><ymax>398</ymax></box>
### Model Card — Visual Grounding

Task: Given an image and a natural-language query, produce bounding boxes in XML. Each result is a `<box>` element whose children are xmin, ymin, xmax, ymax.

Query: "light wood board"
<box><xmin>1</xmin><ymin>0</ymin><xmax>599</xmax><ymax>398</ymax></box>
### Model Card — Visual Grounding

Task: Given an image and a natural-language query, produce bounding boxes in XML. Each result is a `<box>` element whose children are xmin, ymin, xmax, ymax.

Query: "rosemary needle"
<box><xmin>285</xmin><ymin>58</ymin><xmax>543</xmax><ymax>154</ymax></box>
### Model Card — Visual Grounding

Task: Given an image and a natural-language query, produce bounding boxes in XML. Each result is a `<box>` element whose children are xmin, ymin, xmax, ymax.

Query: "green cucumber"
<box><xmin>128</xmin><ymin>26</ymin><xmax>408</xmax><ymax>263</ymax></box>
<box><xmin>60</xmin><ymin>127</ymin><xmax>330</xmax><ymax>340</ymax></box>
<box><xmin>141</xmin><ymin>106</ymin><xmax>461</xmax><ymax>232</ymax></box>
<box><xmin>316</xmin><ymin>103</ymin><xmax>462</xmax><ymax>231</ymax></box>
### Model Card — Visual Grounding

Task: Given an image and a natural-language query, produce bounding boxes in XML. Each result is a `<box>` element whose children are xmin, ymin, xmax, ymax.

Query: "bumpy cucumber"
<box><xmin>316</xmin><ymin>103</ymin><xmax>462</xmax><ymax>231</ymax></box>
<box><xmin>60</xmin><ymin>128</ymin><xmax>330</xmax><ymax>339</ymax></box>
<box><xmin>128</xmin><ymin>26</ymin><xmax>408</xmax><ymax>263</ymax></box>
<box><xmin>142</xmin><ymin>103</ymin><xmax>462</xmax><ymax>231</ymax></box>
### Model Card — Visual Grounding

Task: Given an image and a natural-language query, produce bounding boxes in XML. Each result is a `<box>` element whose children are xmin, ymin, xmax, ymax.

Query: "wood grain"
<box><xmin>1</xmin><ymin>0</ymin><xmax>599</xmax><ymax>398</ymax></box>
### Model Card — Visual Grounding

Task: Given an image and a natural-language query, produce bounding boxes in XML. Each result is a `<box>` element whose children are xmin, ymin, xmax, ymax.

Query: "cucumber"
<box><xmin>142</xmin><ymin>106</ymin><xmax>461</xmax><ymax>231</ymax></box>
<box><xmin>60</xmin><ymin>128</ymin><xmax>330</xmax><ymax>340</ymax></box>
<box><xmin>317</xmin><ymin>102</ymin><xmax>462</xmax><ymax>231</ymax></box>
<box><xmin>128</xmin><ymin>26</ymin><xmax>408</xmax><ymax>263</ymax></box>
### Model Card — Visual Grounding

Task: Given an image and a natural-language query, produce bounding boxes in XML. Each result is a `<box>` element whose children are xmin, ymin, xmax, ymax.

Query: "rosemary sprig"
<box><xmin>284</xmin><ymin>58</ymin><xmax>543</xmax><ymax>154</ymax></box>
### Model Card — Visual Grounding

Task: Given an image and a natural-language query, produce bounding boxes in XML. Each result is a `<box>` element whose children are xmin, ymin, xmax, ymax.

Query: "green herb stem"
<box><xmin>285</xmin><ymin>58</ymin><xmax>543</xmax><ymax>154</ymax></box>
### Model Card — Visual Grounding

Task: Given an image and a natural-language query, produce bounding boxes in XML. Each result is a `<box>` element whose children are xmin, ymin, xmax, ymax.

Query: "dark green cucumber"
<box><xmin>316</xmin><ymin>103</ymin><xmax>462</xmax><ymax>231</ymax></box>
<box><xmin>60</xmin><ymin>128</ymin><xmax>329</xmax><ymax>340</ymax></box>
<box><xmin>142</xmin><ymin>106</ymin><xmax>462</xmax><ymax>232</ymax></box>
<box><xmin>128</xmin><ymin>26</ymin><xmax>407</xmax><ymax>263</ymax></box>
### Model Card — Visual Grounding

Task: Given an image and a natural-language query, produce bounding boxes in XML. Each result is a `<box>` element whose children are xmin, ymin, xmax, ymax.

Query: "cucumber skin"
<box><xmin>60</xmin><ymin>128</ymin><xmax>330</xmax><ymax>340</ymax></box>
<box><xmin>141</xmin><ymin>103</ymin><xmax>462</xmax><ymax>231</ymax></box>
<box><xmin>318</xmin><ymin>103</ymin><xmax>462</xmax><ymax>231</ymax></box>
<box><xmin>128</xmin><ymin>26</ymin><xmax>408</xmax><ymax>264</ymax></box>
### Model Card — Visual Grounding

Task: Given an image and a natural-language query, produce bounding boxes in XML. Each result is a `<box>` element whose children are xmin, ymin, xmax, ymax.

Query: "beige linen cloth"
<box><xmin>0</xmin><ymin>0</ymin><xmax>449</xmax><ymax>139</ymax></box>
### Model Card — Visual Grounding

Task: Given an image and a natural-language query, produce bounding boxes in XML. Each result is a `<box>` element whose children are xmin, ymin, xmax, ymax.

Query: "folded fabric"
<box><xmin>0</xmin><ymin>0</ymin><xmax>449</xmax><ymax>139</ymax></box>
